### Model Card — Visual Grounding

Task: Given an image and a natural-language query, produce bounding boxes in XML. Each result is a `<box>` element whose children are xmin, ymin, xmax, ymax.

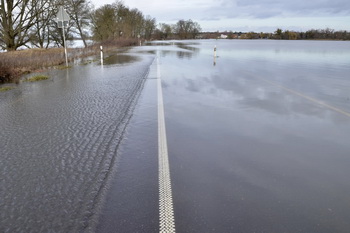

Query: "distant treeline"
<box><xmin>154</xmin><ymin>20</ymin><xmax>202</xmax><ymax>40</ymax></box>
<box><xmin>201</xmin><ymin>28</ymin><xmax>350</xmax><ymax>41</ymax></box>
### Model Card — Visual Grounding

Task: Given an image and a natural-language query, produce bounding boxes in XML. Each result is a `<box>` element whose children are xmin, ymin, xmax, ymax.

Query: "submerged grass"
<box><xmin>80</xmin><ymin>59</ymin><xmax>97</xmax><ymax>65</ymax></box>
<box><xmin>0</xmin><ymin>86</ymin><xmax>14</xmax><ymax>92</ymax></box>
<box><xmin>25</xmin><ymin>75</ymin><xmax>49</xmax><ymax>82</ymax></box>
<box><xmin>55</xmin><ymin>65</ymin><xmax>72</xmax><ymax>70</ymax></box>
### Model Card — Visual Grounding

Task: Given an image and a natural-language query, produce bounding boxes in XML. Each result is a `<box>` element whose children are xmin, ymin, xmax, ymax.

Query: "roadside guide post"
<box><xmin>214</xmin><ymin>45</ymin><xmax>217</xmax><ymax>66</ymax></box>
<box><xmin>138</xmin><ymin>34</ymin><xmax>141</xmax><ymax>46</ymax></box>
<box><xmin>100</xmin><ymin>46</ymin><xmax>103</xmax><ymax>65</ymax></box>
<box><xmin>55</xmin><ymin>6</ymin><xmax>70</xmax><ymax>67</ymax></box>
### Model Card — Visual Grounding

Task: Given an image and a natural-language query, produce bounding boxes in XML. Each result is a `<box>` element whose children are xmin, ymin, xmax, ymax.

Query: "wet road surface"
<box><xmin>159</xmin><ymin>40</ymin><xmax>350</xmax><ymax>233</ymax></box>
<box><xmin>98</xmin><ymin>40</ymin><xmax>350</xmax><ymax>233</ymax></box>
<box><xmin>1</xmin><ymin>40</ymin><xmax>350</xmax><ymax>233</ymax></box>
<box><xmin>0</xmin><ymin>51</ymin><xmax>154</xmax><ymax>232</ymax></box>
<box><xmin>96</xmin><ymin>64</ymin><xmax>159</xmax><ymax>233</ymax></box>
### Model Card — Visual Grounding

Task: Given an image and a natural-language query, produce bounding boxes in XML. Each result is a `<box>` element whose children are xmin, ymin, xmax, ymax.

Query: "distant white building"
<box><xmin>220</xmin><ymin>34</ymin><xmax>228</xmax><ymax>39</ymax></box>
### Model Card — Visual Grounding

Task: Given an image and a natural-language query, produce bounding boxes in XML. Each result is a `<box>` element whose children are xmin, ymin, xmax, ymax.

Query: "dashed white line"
<box><xmin>157</xmin><ymin>55</ymin><xmax>176</xmax><ymax>233</ymax></box>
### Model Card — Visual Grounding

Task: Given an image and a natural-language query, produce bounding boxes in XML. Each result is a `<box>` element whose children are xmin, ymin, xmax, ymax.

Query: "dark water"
<box><xmin>153</xmin><ymin>40</ymin><xmax>350</xmax><ymax>232</ymax></box>
<box><xmin>0</xmin><ymin>51</ymin><xmax>154</xmax><ymax>232</ymax></box>
<box><xmin>96</xmin><ymin>74</ymin><xmax>159</xmax><ymax>233</ymax></box>
<box><xmin>1</xmin><ymin>40</ymin><xmax>350</xmax><ymax>233</ymax></box>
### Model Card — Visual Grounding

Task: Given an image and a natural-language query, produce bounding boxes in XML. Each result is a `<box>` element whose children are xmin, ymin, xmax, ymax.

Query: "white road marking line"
<box><xmin>259</xmin><ymin>77</ymin><xmax>350</xmax><ymax>118</ymax></box>
<box><xmin>157</xmin><ymin>56</ymin><xmax>176</xmax><ymax>233</ymax></box>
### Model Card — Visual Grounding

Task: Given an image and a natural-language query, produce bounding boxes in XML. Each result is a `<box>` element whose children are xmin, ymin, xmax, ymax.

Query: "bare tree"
<box><xmin>0</xmin><ymin>0</ymin><xmax>46</xmax><ymax>51</ymax></box>
<box><xmin>127</xmin><ymin>8</ymin><xmax>144</xmax><ymax>38</ymax></box>
<box><xmin>91</xmin><ymin>0</ymin><xmax>153</xmax><ymax>41</ymax></box>
<box><xmin>158</xmin><ymin>23</ymin><xmax>173</xmax><ymax>39</ymax></box>
<box><xmin>173</xmin><ymin>19</ymin><xmax>201</xmax><ymax>39</ymax></box>
<box><xmin>52</xmin><ymin>0</ymin><xmax>92</xmax><ymax>47</ymax></box>
<box><xmin>30</xmin><ymin>0</ymin><xmax>55</xmax><ymax>48</ymax></box>
<box><xmin>114</xmin><ymin>0</ymin><xmax>129</xmax><ymax>38</ymax></box>
<box><xmin>143</xmin><ymin>15</ymin><xmax>156</xmax><ymax>40</ymax></box>
<box><xmin>68</xmin><ymin>0</ymin><xmax>92</xmax><ymax>47</ymax></box>
<box><xmin>91</xmin><ymin>4</ymin><xmax>119</xmax><ymax>41</ymax></box>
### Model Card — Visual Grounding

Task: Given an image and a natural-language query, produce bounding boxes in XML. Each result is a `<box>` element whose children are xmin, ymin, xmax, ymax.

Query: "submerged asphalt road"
<box><xmin>159</xmin><ymin>40</ymin><xmax>350</xmax><ymax>233</ymax></box>
<box><xmin>99</xmin><ymin>40</ymin><xmax>350</xmax><ymax>233</ymax></box>
<box><xmin>1</xmin><ymin>40</ymin><xmax>350</xmax><ymax>233</ymax></box>
<box><xmin>0</xmin><ymin>51</ymin><xmax>154</xmax><ymax>232</ymax></box>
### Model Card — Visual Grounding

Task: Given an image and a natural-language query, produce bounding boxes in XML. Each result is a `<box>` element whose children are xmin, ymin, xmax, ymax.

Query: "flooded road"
<box><xmin>0</xmin><ymin>51</ymin><xmax>154</xmax><ymax>232</ymax></box>
<box><xmin>98</xmin><ymin>40</ymin><xmax>350</xmax><ymax>233</ymax></box>
<box><xmin>1</xmin><ymin>40</ymin><xmax>350</xmax><ymax>233</ymax></box>
<box><xmin>157</xmin><ymin>40</ymin><xmax>350</xmax><ymax>233</ymax></box>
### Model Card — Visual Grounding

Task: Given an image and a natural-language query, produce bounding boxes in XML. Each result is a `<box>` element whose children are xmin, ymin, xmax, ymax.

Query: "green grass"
<box><xmin>0</xmin><ymin>86</ymin><xmax>14</xmax><ymax>92</ymax></box>
<box><xmin>80</xmin><ymin>59</ymin><xmax>98</xmax><ymax>65</ymax></box>
<box><xmin>26</xmin><ymin>75</ymin><xmax>49</xmax><ymax>82</ymax></box>
<box><xmin>56</xmin><ymin>65</ymin><xmax>72</xmax><ymax>70</ymax></box>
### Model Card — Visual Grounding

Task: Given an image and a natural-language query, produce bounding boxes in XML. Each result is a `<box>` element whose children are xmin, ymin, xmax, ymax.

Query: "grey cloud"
<box><xmin>206</xmin><ymin>0</ymin><xmax>350</xmax><ymax>19</ymax></box>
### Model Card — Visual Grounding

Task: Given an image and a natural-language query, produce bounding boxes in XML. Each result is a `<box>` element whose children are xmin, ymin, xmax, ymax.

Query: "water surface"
<box><xmin>1</xmin><ymin>40</ymin><xmax>350</xmax><ymax>233</ymax></box>
<box><xmin>155</xmin><ymin>40</ymin><xmax>350</xmax><ymax>232</ymax></box>
<box><xmin>0</xmin><ymin>51</ymin><xmax>154</xmax><ymax>232</ymax></box>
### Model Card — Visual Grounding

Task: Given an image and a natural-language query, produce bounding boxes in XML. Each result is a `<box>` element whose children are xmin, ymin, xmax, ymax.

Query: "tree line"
<box><xmin>91</xmin><ymin>1</ymin><xmax>156</xmax><ymax>42</ymax></box>
<box><xmin>212</xmin><ymin>28</ymin><xmax>350</xmax><ymax>40</ymax></box>
<box><xmin>0</xmin><ymin>0</ymin><xmax>157</xmax><ymax>51</ymax></box>
<box><xmin>155</xmin><ymin>20</ymin><xmax>202</xmax><ymax>40</ymax></box>
<box><xmin>1</xmin><ymin>0</ymin><xmax>93</xmax><ymax>51</ymax></box>
<box><xmin>0</xmin><ymin>0</ymin><xmax>203</xmax><ymax>51</ymax></box>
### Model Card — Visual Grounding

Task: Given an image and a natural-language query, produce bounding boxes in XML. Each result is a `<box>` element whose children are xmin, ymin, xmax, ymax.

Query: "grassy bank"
<box><xmin>0</xmin><ymin>86</ymin><xmax>14</xmax><ymax>92</ymax></box>
<box><xmin>0</xmin><ymin>39</ymin><xmax>138</xmax><ymax>84</ymax></box>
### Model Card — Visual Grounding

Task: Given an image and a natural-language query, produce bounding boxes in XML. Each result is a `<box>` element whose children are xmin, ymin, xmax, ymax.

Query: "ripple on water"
<box><xmin>0</xmin><ymin>54</ymin><xmax>154</xmax><ymax>232</ymax></box>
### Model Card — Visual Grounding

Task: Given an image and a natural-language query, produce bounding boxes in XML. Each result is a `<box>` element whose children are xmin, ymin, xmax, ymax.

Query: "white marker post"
<box><xmin>138</xmin><ymin>34</ymin><xmax>141</xmax><ymax>46</ymax></box>
<box><xmin>56</xmin><ymin>6</ymin><xmax>70</xmax><ymax>67</ymax></box>
<box><xmin>100</xmin><ymin>46</ymin><xmax>103</xmax><ymax>65</ymax></box>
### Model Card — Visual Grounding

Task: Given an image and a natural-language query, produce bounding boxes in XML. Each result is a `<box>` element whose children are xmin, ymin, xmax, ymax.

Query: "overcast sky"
<box><xmin>91</xmin><ymin>0</ymin><xmax>350</xmax><ymax>32</ymax></box>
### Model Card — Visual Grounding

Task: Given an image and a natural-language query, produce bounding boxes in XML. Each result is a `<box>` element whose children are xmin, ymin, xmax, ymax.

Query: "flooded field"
<box><xmin>1</xmin><ymin>40</ymin><xmax>350</xmax><ymax>232</ymax></box>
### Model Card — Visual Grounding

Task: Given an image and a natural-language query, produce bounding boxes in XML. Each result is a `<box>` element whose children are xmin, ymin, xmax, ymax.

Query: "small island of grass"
<box><xmin>26</xmin><ymin>75</ymin><xmax>49</xmax><ymax>82</ymax></box>
<box><xmin>0</xmin><ymin>86</ymin><xmax>14</xmax><ymax>92</ymax></box>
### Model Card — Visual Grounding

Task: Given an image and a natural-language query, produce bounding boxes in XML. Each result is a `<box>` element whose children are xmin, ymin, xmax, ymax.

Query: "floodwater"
<box><xmin>1</xmin><ymin>40</ymin><xmax>350</xmax><ymax>233</ymax></box>
<box><xmin>155</xmin><ymin>40</ymin><xmax>350</xmax><ymax>232</ymax></box>
<box><xmin>0</xmin><ymin>50</ymin><xmax>154</xmax><ymax>232</ymax></box>
<box><xmin>97</xmin><ymin>40</ymin><xmax>350</xmax><ymax>233</ymax></box>
<box><xmin>96</xmin><ymin>70</ymin><xmax>159</xmax><ymax>233</ymax></box>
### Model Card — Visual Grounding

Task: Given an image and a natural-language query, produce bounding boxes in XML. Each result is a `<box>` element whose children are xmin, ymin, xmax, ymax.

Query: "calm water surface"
<box><xmin>152</xmin><ymin>40</ymin><xmax>350</xmax><ymax>232</ymax></box>
<box><xmin>1</xmin><ymin>40</ymin><xmax>350</xmax><ymax>233</ymax></box>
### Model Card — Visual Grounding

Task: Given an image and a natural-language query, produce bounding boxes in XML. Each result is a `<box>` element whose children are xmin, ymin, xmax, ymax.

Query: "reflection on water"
<box><xmin>145</xmin><ymin>41</ymin><xmax>200</xmax><ymax>59</ymax></box>
<box><xmin>156</xmin><ymin>40</ymin><xmax>350</xmax><ymax>232</ymax></box>
<box><xmin>174</xmin><ymin>42</ymin><xmax>200</xmax><ymax>59</ymax></box>
<box><xmin>160</xmin><ymin>50</ymin><xmax>195</xmax><ymax>59</ymax></box>
<box><xmin>103</xmin><ymin>54</ymin><xmax>140</xmax><ymax>66</ymax></box>
<box><xmin>162</xmin><ymin>40</ymin><xmax>350</xmax><ymax>120</ymax></box>
<box><xmin>1</xmin><ymin>40</ymin><xmax>349</xmax><ymax>232</ymax></box>
<box><xmin>176</xmin><ymin>43</ymin><xmax>200</xmax><ymax>52</ymax></box>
